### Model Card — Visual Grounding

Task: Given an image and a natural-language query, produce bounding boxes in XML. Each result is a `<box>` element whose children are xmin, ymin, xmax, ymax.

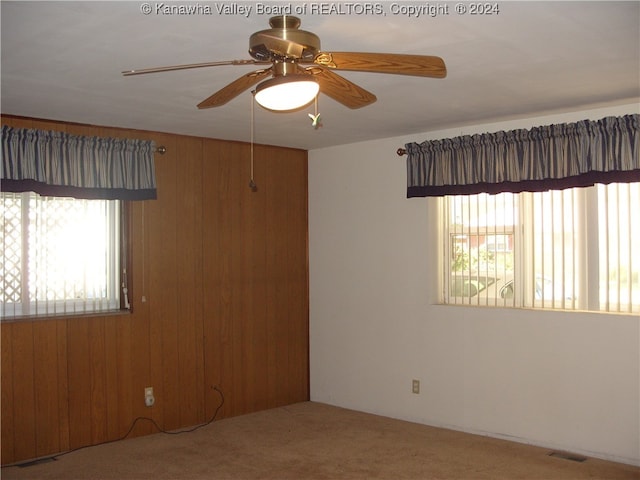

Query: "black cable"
<box><xmin>9</xmin><ymin>385</ymin><xmax>224</xmax><ymax>467</ymax></box>
<box><xmin>114</xmin><ymin>385</ymin><xmax>225</xmax><ymax>438</ymax></box>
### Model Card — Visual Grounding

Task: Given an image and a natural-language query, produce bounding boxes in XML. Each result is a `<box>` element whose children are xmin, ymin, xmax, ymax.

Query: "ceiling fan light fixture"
<box><xmin>254</xmin><ymin>75</ymin><xmax>319</xmax><ymax>111</ymax></box>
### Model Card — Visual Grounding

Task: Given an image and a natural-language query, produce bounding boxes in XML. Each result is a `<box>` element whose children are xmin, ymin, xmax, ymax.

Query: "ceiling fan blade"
<box><xmin>312</xmin><ymin>52</ymin><xmax>446</xmax><ymax>78</ymax></box>
<box><xmin>197</xmin><ymin>68</ymin><xmax>272</xmax><ymax>109</ymax></box>
<box><xmin>122</xmin><ymin>59</ymin><xmax>267</xmax><ymax>76</ymax></box>
<box><xmin>305</xmin><ymin>67</ymin><xmax>376</xmax><ymax>109</ymax></box>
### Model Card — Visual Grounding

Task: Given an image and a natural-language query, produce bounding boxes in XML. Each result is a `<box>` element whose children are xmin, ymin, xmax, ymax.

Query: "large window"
<box><xmin>442</xmin><ymin>183</ymin><xmax>639</xmax><ymax>313</ymax></box>
<box><xmin>1</xmin><ymin>192</ymin><xmax>124</xmax><ymax>319</ymax></box>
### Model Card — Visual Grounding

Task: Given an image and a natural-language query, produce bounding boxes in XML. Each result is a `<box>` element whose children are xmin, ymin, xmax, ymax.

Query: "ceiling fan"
<box><xmin>122</xmin><ymin>15</ymin><xmax>447</xmax><ymax>111</ymax></box>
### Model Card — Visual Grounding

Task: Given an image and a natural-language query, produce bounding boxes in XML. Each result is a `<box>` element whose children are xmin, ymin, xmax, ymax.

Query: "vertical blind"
<box><xmin>443</xmin><ymin>183</ymin><xmax>639</xmax><ymax>313</ymax></box>
<box><xmin>2</xmin><ymin>192</ymin><xmax>121</xmax><ymax>318</ymax></box>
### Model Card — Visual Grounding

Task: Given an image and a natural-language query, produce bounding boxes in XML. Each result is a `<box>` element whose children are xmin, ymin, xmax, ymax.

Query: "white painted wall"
<box><xmin>308</xmin><ymin>104</ymin><xmax>640</xmax><ymax>465</ymax></box>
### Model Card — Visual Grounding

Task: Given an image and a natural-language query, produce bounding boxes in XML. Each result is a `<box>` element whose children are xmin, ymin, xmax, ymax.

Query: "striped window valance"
<box><xmin>1</xmin><ymin>126</ymin><xmax>157</xmax><ymax>200</ymax></box>
<box><xmin>405</xmin><ymin>114</ymin><xmax>640</xmax><ymax>197</ymax></box>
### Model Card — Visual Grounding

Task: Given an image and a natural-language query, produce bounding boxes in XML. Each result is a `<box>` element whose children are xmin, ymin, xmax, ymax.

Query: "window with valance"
<box><xmin>1</xmin><ymin>126</ymin><xmax>158</xmax><ymax>319</ymax></box>
<box><xmin>404</xmin><ymin>114</ymin><xmax>639</xmax><ymax>313</ymax></box>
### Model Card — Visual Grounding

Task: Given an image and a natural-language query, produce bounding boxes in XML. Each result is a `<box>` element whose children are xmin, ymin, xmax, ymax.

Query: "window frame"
<box><xmin>440</xmin><ymin>183</ymin><xmax>639</xmax><ymax>314</ymax></box>
<box><xmin>1</xmin><ymin>192</ymin><xmax>132</xmax><ymax>321</ymax></box>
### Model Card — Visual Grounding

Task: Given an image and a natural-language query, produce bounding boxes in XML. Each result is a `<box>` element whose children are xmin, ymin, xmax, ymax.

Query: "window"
<box><xmin>442</xmin><ymin>183</ymin><xmax>640</xmax><ymax>313</ymax></box>
<box><xmin>1</xmin><ymin>192</ymin><xmax>126</xmax><ymax>319</ymax></box>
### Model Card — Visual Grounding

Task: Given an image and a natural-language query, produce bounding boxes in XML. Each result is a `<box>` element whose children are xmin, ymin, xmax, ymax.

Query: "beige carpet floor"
<box><xmin>2</xmin><ymin>402</ymin><xmax>638</xmax><ymax>480</ymax></box>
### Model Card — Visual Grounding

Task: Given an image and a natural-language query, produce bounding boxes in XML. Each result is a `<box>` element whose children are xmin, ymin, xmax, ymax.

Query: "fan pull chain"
<box><xmin>249</xmin><ymin>93</ymin><xmax>257</xmax><ymax>191</ymax></box>
<box><xmin>309</xmin><ymin>95</ymin><xmax>322</xmax><ymax>129</ymax></box>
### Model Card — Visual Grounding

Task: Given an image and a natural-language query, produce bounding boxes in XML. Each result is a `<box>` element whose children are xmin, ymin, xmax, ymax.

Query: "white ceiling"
<box><xmin>2</xmin><ymin>1</ymin><xmax>639</xmax><ymax>151</ymax></box>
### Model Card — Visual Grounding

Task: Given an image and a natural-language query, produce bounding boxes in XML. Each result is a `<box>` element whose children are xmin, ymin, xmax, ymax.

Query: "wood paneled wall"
<box><xmin>1</xmin><ymin>116</ymin><xmax>309</xmax><ymax>465</ymax></box>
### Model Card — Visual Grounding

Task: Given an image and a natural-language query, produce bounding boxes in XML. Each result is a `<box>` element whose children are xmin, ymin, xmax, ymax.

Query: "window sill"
<box><xmin>1</xmin><ymin>308</ymin><xmax>132</xmax><ymax>324</ymax></box>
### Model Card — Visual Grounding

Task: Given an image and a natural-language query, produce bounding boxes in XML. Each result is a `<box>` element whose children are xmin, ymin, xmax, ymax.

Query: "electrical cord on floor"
<box><xmin>8</xmin><ymin>385</ymin><xmax>225</xmax><ymax>468</ymax></box>
<box><xmin>116</xmin><ymin>385</ymin><xmax>225</xmax><ymax>438</ymax></box>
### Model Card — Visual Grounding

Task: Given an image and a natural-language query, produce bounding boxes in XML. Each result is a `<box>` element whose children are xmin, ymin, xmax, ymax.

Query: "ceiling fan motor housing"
<box><xmin>249</xmin><ymin>16</ymin><xmax>320</xmax><ymax>62</ymax></box>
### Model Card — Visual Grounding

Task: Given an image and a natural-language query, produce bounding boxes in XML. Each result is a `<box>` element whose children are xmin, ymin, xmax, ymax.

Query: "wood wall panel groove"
<box><xmin>0</xmin><ymin>115</ymin><xmax>308</xmax><ymax>465</ymax></box>
<box><xmin>67</xmin><ymin>319</ymin><xmax>92</xmax><ymax>449</ymax></box>
<box><xmin>175</xmin><ymin>135</ymin><xmax>204</xmax><ymax>429</ymax></box>
<box><xmin>11</xmin><ymin>322</ymin><xmax>37</xmax><ymax>461</ymax></box>
<box><xmin>148</xmin><ymin>133</ymin><xmax>179</xmax><ymax>432</ymax></box>
<box><xmin>55</xmin><ymin>319</ymin><xmax>70</xmax><ymax>454</ymax></box>
<box><xmin>1</xmin><ymin>323</ymin><xmax>15</xmax><ymax>463</ymax></box>
<box><xmin>88</xmin><ymin>318</ymin><xmax>108</xmax><ymax>445</ymax></box>
<box><xmin>202</xmin><ymin>139</ymin><xmax>227</xmax><ymax>420</ymax></box>
<box><xmin>32</xmin><ymin>320</ymin><xmax>61</xmax><ymax>456</ymax></box>
<box><xmin>104</xmin><ymin>317</ymin><xmax>120</xmax><ymax>441</ymax></box>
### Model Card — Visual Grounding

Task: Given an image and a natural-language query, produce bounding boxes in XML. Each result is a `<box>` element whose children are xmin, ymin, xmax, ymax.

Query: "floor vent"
<box><xmin>548</xmin><ymin>451</ymin><xmax>587</xmax><ymax>463</ymax></box>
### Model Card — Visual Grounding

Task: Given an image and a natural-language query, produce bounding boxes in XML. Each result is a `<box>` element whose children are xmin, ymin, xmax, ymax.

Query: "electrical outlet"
<box><xmin>412</xmin><ymin>379</ymin><xmax>420</xmax><ymax>394</ymax></box>
<box><xmin>144</xmin><ymin>386</ymin><xmax>155</xmax><ymax>407</ymax></box>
